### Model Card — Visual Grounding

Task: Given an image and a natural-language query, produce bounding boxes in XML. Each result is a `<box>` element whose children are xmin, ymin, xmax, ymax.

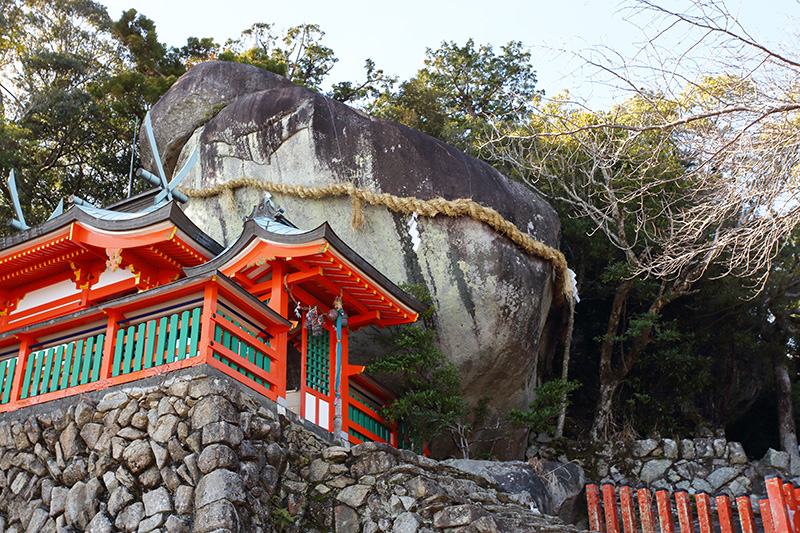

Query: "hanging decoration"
<box><xmin>305</xmin><ymin>306</ymin><xmax>325</xmax><ymax>336</ymax></box>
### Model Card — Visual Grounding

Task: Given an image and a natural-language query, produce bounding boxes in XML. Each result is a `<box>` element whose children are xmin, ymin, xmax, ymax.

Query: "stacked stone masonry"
<box><xmin>531</xmin><ymin>433</ymin><xmax>800</xmax><ymax>510</ymax></box>
<box><xmin>0</xmin><ymin>370</ymin><xmax>579</xmax><ymax>533</ymax></box>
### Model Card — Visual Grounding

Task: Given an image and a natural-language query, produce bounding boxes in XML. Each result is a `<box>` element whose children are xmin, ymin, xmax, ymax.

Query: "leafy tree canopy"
<box><xmin>370</xmin><ymin>38</ymin><xmax>539</xmax><ymax>152</ymax></box>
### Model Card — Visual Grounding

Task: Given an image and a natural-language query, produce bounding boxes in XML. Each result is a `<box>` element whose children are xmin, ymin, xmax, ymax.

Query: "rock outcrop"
<box><xmin>443</xmin><ymin>459</ymin><xmax>586</xmax><ymax>522</ymax></box>
<box><xmin>141</xmin><ymin>62</ymin><xmax>562</xmax><ymax>449</ymax></box>
<box><xmin>0</xmin><ymin>369</ymin><xmax>581</xmax><ymax>533</ymax></box>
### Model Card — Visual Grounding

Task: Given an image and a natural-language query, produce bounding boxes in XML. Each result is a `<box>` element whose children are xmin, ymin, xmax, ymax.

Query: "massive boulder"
<box><xmin>142</xmin><ymin>62</ymin><xmax>562</xmax><ymax>456</ymax></box>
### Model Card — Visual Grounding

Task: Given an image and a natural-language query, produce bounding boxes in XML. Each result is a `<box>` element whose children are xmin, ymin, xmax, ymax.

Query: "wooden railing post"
<box><xmin>783</xmin><ymin>482</ymin><xmax>800</xmax><ymax>533</ymax></box>
<box><xmin>695</xmin><ymin>492</ymin><xmax>713</xmax><ymax>533</ymax></box>
<box><xmin>736</xmin><ymin>494</ymin><xmax>757</xmax><ymax>533</ymax></box>
<box><xmin>715</xmin><ymin>493</ymin><xmax>734</xmax><ymax>533</ymax></box>
<box><xmin>9</xmin><ymin>334</ymin><xmax>32</xmax><ymax>402</ymax></box>
<box><xmin>674</xmin><ymin>490</ymin><xmax>693</xmax><ymax>533</ymax></box>
<box><xmin>198</xmin><ymin>279</ymin><xmax>219</xmax><ymax>363</ymax></box>
<box><xmin>602</xmin><ymin>483</ymin><xmax>620</xmax><ymax>533</ymax></box>
<box><xmin>655</xmin><ymin>489</ymin><xmax>674</xmax><ymax>533</ymax></box>
<box><xmin>767</xmin><ymin>476</ymin><xmax>793</xmax><ymax>533</ymax></box>
<box><xmin>100</xmin><ymin>310</ymin><xmax>121</xmax><ymax>380</ymax></box>
<box><xmin>586</xmin><ymin>483</ymin><xmax>605</xmax><ymax>533</ymax></box>
<box><xmin>637</xmin><ymin>487</ymin><xmax>657</xmax><ymax>533</ymax></box>
<box><xmin>762</xmin><ymin>497</ymin><xmax>776</xmax><ymax>533</ymax></box>
<box><xmin>619</xmin><ymin>485</ymin><xmax>637</xmax><ymax>533</ymax></box>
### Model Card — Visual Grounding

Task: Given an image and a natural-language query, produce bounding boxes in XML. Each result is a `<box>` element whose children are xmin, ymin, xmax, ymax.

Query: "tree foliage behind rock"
<box><xmin>370</xmin><ymin>39</ymin><xmax>539</xmax><ymax>153</ymax></box>
<box><xmin>366</xmin><ymin>285</ymin><xmax>463</xmax><ymax>452</ymax></box>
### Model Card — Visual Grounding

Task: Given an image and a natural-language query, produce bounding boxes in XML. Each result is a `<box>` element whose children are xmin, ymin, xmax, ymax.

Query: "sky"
<box><xmin>96</xmin><ymin>0</ymin><xmax>800</xmax><ymax>107</ymax></box>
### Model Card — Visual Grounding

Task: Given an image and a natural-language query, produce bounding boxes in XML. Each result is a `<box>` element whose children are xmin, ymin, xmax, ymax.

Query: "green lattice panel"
<box><xmin>306</xmin><ymin>329</ymin><xmax>329</xmax><ymax>395</ymax></box>
<box><xmin>214</xmin><ymin>312</ymin><xmax>270</xmax><ymax>386</ymax></box>
<box><xmin>348</xmin><ymin>404</ymin><xmax>390</xmax><ymax>442</ymax></box>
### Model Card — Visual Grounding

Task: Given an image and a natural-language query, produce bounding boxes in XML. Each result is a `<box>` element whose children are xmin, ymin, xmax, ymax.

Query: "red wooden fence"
<box><xmin>588</xmin><ymin>476</ymin><xmax>800</xmax><ymax>533</ymax></box>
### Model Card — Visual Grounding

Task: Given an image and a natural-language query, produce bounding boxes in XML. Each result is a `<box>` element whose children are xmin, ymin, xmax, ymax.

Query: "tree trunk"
<box><xmin>590</xmin><ymin>280</ymin><xmax>632</xmax><ymax>440</ymax></box>
<box><xmin>591</xmin><ymin>377</ymin><xmax>619</xmax><ymax>441</ymax></box>
<box><xmin>555</xmin><ymin>299</ymin><xmax>576</xmax><ymax>438</ymax></box>
<box><xmin>774</xmin><ymin>350</ymin><xmax>799</xmax><ymax>456</ymax></box>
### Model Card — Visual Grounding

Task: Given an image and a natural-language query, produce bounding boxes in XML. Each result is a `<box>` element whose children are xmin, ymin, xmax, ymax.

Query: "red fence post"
<box><xmin>619</xmin><ymin>485</ymin><xmax>637</xmax><ymax>533</ymax></box>
<box><xmin>603</xmin><ymin>483</ymin><xmax>621</xmax><ymax>533</ymax></box>
<box><xmin>783</xmin><ymin>482</ymin><xmax>800</xmax><ymax>533</ymax></box>
<box><xmin>762</xmin><ymin>498</ymin><xmax>776</xmax><ymax>533</ymax></box>
<box><xmin>716</xmin><ymin>493</ymin><xmax>735</xmax><ymax>533</ymax></box>
<box><xmin>638</xmin><ymin>487</ymin><xmax>658</xmax><ymax>533</ymax></box>
<box><xmin>695</xmin><ymin>492</ymin><xmax>713</xmax><ymax>533</ymax></box>
<box><xmin>767</xmin><ymin>476</ymin><xmax>792</xmax><ymax>533</ymax></box>
<box><xmin>587</xmin><ymin>483</ymin><xmax>605</xmax><ymax>533</ymax></box>
<box><xmin>736</xmin><ymin>494</ymin><xmax>757</xmax><ymax>533</ymax></box>
<box><xmin>674</xmin><ymin>490</ymin><xmax>693</xmax><ymax>533</ymax></box>
<box><xmin>655</xmin><ymin>489</ymin><xmax>674</xmax><ymax>533</ymax></box>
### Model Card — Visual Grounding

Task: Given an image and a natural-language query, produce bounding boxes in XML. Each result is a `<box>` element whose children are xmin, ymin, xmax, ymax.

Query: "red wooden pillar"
<box><xmin>299</xmin><ymin>318</ymin><xmax>308</xmax><ymax>421</ymax></box>
<box><xmin>638</xmin><ymin>487</ymin><xmax>657</xmax><ymax>533</ymax></box>
<box><xmin>674</xmin><ymin>490</ymin><xmax>693</xmax><ymax>533</ymax></box>
<box><xmin>587</xmin><ymin>483</ymin><xmax>605</xmax><ymax>533</ymax></box>
<box><xmin>715</xmin><ymin>493</ymin><xmax>734</xmax><ymax>533</ymax></box>
<box><xmin>655</xmin><ymin>489</ymin><xmax>674</xmax><ymax>533</ymax></box>
<box><xmin>736</xmin><ymin>494</ymin><xmax>757</xmax><ymax>533</ymax></box>
<box><xmin>9</xmin><ymin>334</ymin><xmax>33</xmax><ymax>402</ymax></box>
<box><xmin>602</xmin><ymin>483</ymin><xmax>620</xmax><ymax>533</ymax></box>
<box><xmin>768</xmin><ymin>476</ymin><xmax>793</xmax><ymax>533</ymax></box>
<box><xmin>619</xmin><ymin>485</ymin><xmax>637</xmax><ymax>533</ymax></box>
<box><xmin>762</xmin><ymin>498</ymin><xmax>776</xmax><ymax>533</ymax></box>
<box><xmin>268</xmin><ymin>262</ymin><xmax>287</xmax><ymax>399</ymax></box>
<box><xmin>327</xmin><ymin>323</ymin><xmax>337</xmax><ymax>432</ymax></box>
<box><xmin>339</xmin><ymin>331</ymin><xmax>352</xmax><ymax>441</ymax></box>
<box><xmin>100</xmin><ymin>310</ymin><xmax>122</xmax><ymax>379</ymax></box>
<box><xmin>197</xmin><ymin>280</ymin><xmax>218</xmax><ymax>363</ymax></box>
<box><xmin>695</xmin><ymin>492</ymin><xmax>713</xmax><ymax>533</ymax></box>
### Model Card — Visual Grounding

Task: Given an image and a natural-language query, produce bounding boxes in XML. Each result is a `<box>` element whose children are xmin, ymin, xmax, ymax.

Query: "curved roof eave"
<box><xmin>185</xmin><ymin>219</ymin><xmax>427</xmax><ymax>315</ymax></box>
<box><xmin>0</xmin><ymin>202</ymin><xmax>223</xmax><ymax>256</ymax></box>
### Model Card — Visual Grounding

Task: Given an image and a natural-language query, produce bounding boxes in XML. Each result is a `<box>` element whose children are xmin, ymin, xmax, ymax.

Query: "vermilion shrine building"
<box><xmin>0</xmin><ymin>197</ymin><xmax>424</xmax><ymax>447</ymax></box>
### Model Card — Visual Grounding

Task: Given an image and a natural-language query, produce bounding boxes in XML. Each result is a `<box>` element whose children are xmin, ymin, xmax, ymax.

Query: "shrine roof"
<box><xmin>0</xmin><ymin>202</ymin><xmax>223</xmax><ymax>297</ymax></box>
<box><xmin>185</xmin><ymin>220</ymin><xmax>427</xmax><ymax>318</ymax></box>
<box><xmin>0</xmin><ymin>201</ymin><xmax>222</xmax><ymax>256</ymax></box>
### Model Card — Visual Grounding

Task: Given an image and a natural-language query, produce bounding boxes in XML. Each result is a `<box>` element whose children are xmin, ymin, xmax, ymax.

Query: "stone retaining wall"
<box><xmin>532</xmin><ymin>434</ymin><xmax>800</xmax><ymax>505</ymax></box>
<box><xmin>0</xmin><ymin>367</ymin><xmax>579</xmax><ymax>533</ymax></box>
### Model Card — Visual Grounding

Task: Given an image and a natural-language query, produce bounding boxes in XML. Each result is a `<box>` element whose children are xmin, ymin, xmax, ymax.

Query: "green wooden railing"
<box><xmin>348</xmin><ymin>402</ymin><xmax>392</xmax><ymax>443</ymax></box>
<box><xmin>20</xmin><ymin>332</ymin><xmax>105</xmax><ymax>400</ymax></box>
<box><xmin>0</xmin><ymin>356</ymin><xmax>16</xmax><ymax>404</ymax></box>
<box><xmin>306</xmin><ymin>329</ymin><xmax>330</xmax><ymax>394</ymax></box>
<box><xmin>213</xmin><ymin>311</ymin><xmax>271</xmax><ymax>388</ymax></box>
<box><xmin>112</xmin><ymin>307</ymin><xmax>201</xmax><ymax>377</ymax></box>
